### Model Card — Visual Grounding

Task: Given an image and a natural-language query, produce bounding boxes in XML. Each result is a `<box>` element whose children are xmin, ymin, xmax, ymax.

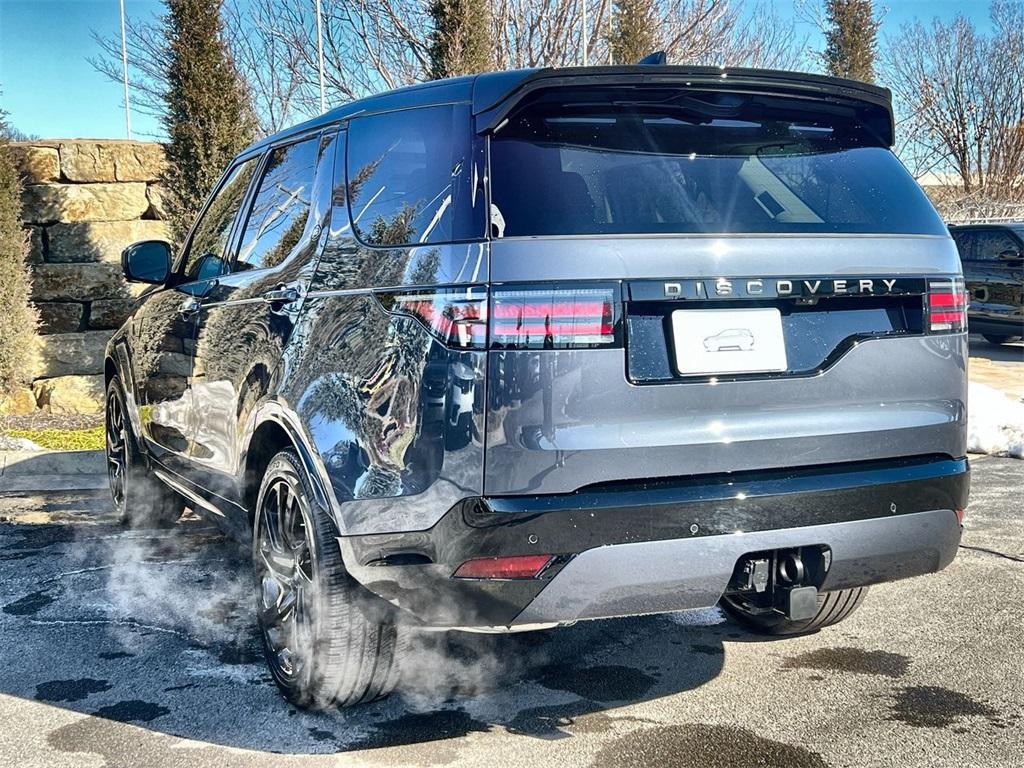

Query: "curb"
<box><xmin>0</xmin><ymin>450</ymin><xmax>106</xmax><ymax>493</ymax></box>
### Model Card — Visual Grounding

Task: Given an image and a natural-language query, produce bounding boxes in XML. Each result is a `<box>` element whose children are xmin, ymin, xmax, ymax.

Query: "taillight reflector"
<box><xmin>490</xmin><ymin>287</ymin><xmax>618</xmax><ymax>348</ymax></box>
<box><xmin>382</xmin><ymin>289</ymin><xmax>488</xmax><ymax>349</ymax></box>
<box><xmin>453</xmin><ymin>554</ymin><xmax>554</xmax><ymax>580</ymax></box>
<box><xmin>927</xmin><ymin>279</ymin><xmax>967</xmax><ymax>334</ymax></box>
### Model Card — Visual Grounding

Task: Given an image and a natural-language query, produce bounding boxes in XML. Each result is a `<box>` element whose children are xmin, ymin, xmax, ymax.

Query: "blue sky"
<box><xmin>0</xmin><ymin>0</ymin><xmax>998</xmax><ymax>141</ymax></box>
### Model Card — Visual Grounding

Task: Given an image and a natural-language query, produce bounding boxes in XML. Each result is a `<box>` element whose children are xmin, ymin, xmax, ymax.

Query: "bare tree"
<box><xmin>92</xmin><ymin>0</ymin><xmax>806</xmax><ymax>138</ymax></box>
<box><xmin>885</xmin><ymin>1</ymin><xmax>1024</xmax><ymax>206</ymax></box>
<box><xmin>223</xmin><ymin>1</ymin><xmax>307</xmax><ymax>131</ymax></box>
<box><xmin>90</xmin><ymin>14</ymin><xmax>169</xmax><ymax>123</ymax></box>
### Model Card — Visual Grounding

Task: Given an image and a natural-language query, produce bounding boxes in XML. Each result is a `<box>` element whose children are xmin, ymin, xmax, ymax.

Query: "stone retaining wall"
<box><xmin>11</xmin><ymin>140</ymin><xmax>169</xmax><ymax>414</ymax></box>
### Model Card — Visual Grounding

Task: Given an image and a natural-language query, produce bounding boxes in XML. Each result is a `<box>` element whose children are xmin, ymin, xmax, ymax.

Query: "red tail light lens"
<box><xmin>453</xmin><ymin>554</ymin><xmax>554</xmax><ymax>580</ymax></box>
<box><xmin>380</xmin><ymin>288</ymin><xmax>488</xmax><ymax>349</ymax></box>
<box><xmin>490</xmin><ymin>286</ymin><xmax>618</xmax><ymax>349</ymax></box>
<box><xmin>927</xmin><ymin>278</ymin><xmax>967</xmax><ymax>334</ymax></box>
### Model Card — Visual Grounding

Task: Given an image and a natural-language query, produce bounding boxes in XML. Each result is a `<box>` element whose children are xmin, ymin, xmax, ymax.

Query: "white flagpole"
<box><xmin>581</xmin><ymin>0</ymin><xmax>588</xmax><ymax>66</ymax></box>
<box><xmin>315</xmin><ymin>0</ymin><xmax>326</xmax><ymax>113</ymax></box>
<box><xmin>119</xmin><ymin>0</ymin><xmax>132</xmax><ymax>139</ymax></box>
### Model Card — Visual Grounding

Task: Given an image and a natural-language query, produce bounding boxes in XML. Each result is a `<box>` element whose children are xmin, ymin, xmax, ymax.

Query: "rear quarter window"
<box><xmin>346</xmin><ymin>104</ymin><xmax>484</xmax><ymax>247</ymax></box>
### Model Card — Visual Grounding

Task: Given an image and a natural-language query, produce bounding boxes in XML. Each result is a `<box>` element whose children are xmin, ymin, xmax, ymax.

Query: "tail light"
<box><xmin>378</xmin><ymin>288</ymin><xmax>488</xmax><ymax>349</ymax></box>
<box><xmin>490</xmin><ymin>285</ymin><xmax>619</xmax><ymax>349</ymax></box>
<box><xmin>453</xmin><ymin>554</ymin><xmax>554</xmax><ymax>579</ymax></box>
<box><xmin>927</xmin><ymin>278</ymin><xmax>967</xmax><ymax>334</ymax></box>
<box><xmin>378</xmin><ymin>284</ymin><xmax>622</xmax><ymax>350</ymax></box>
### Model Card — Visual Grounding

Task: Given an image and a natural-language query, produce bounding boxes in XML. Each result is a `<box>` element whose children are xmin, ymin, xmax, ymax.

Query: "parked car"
<box><xmin>107</xmin><ymin>64</ymin><xmax>969</xmax><ymax>709</ymax></box>
<box><xmin>949</xmin><ymin>223</ymin><xmax>1024</xmax><ymax>345</ymax></box>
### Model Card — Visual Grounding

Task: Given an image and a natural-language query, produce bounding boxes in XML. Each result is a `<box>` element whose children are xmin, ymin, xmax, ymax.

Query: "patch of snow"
<box><xmin>0</xmin><ymin>435</ymin><xmax>42</xmax><ymax>451</ymax></box>
<box><xmin>968</xmin><ymin>382</ymin><xmax>1024</xmax><ymax>459</ymax></box>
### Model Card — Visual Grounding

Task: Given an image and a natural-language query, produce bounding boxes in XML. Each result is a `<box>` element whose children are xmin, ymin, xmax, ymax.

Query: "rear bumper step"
<box><xmin>512</xmin><ymin>509</ymin><xmax>960</xmax><ymax>625</ymax></box>
<box><xmin>340</xmin><ymin>456</ymin><xmax>968</xmax><ymax>628</ymax></box>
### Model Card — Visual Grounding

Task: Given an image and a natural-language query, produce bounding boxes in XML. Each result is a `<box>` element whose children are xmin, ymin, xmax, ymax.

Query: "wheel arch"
<box><xmin>241</xmin><ymin>402</ymin><xmax>335</xmax><ymax>527</ymax></box>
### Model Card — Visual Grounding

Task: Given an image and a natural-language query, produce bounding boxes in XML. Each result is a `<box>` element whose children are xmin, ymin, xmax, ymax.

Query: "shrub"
<box><xmin>161</xmin><ymin>0</ymin><xmax>257</xmax><ymax>244</ymax></box>
<box><xmin>0</xmin><ymin>113</ymin><xmax>39</xmax><ymax>395</ymax></box>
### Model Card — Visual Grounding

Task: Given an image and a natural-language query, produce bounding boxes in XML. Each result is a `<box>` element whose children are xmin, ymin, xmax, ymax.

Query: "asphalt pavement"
<box><xmin>0</xmin><ymin>455</ymin><xmax>1021</xmax><ymax>768</ymax></box>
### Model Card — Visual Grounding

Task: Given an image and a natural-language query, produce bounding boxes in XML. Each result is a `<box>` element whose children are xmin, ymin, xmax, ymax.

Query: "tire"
<box><xmin>720</xmin><ymin>587</ymin><xmax>868</xmax><ymax>636</ymax></box>
<box><xmin>982</xmin><ymin>334</ymin><xmax>1022</xmax><ymax>345</ymax></box>
<box><xmin>253</xmin><ymin>448</ymin><xmax>405</xmax><ymax>709</ymax></box>
<box><xmin>105</xmin><ymin>377</ymin><xmax>182</xmax><ymax>528</ymax></box>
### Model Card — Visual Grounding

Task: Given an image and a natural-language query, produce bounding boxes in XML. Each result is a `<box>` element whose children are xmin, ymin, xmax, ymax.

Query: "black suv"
<box><xmin>949</xmin><ymin>223</ymin><xmax>1024</xmax><ymax>344</ymax></box>
<box><xmin>107</xmin><ymin>65</ymin><xmax>968</xmax><ymax>708</ymax></box>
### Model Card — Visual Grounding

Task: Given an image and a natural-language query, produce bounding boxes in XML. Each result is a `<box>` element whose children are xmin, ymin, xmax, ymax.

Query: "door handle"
<box><xmin>178</xmin><ymin>296</ymin><xmax>200</xmax><ymax>317</ymax></box>
<box><xmin>262</xmin><ymin>284</ymin><xmax>302</xmax><ymax>304</ymax></box>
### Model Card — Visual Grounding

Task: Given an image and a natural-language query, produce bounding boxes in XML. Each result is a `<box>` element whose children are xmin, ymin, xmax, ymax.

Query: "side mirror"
<box><xmin>997</xmin><ymin>248</ymin><xmax>1023</xmax><ymax>261</ymax></box>
<box><xmin>121</xmin><ymin>240</ymin><xmax>171</xmax><ymax>284</ymax></box>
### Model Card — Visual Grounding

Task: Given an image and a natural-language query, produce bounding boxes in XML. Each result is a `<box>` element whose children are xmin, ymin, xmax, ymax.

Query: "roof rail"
<box><xmin>635</xmin><ymin>51</ymin><xmax>667</xmax><ymax>66</ymax></box>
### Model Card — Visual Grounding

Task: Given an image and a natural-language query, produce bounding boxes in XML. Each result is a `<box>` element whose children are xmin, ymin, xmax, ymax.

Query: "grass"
<box><xmin>1</xmin><ymin>426</ymin><xmax>105</xmax><ymax>451</ymax></box>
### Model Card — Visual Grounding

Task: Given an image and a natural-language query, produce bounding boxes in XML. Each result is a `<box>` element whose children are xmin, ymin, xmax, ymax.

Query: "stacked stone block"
<box><xmin>11</xmin><ymin>140</ymin><xmax>169</xmax><ymax>414</ymax></box>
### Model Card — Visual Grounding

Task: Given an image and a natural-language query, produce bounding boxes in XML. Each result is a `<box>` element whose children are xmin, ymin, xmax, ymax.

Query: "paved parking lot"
<box><xmin>0</xmin><ymin>455</ymin><xmax>1021</xmax><ymax>768</ymax></box>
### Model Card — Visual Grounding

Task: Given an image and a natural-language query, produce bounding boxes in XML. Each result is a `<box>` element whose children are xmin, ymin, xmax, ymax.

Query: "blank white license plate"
<box><xmin>671</xmin><ymin>308</ymin><xmax>788</xmax><ymax>376</ymax></box>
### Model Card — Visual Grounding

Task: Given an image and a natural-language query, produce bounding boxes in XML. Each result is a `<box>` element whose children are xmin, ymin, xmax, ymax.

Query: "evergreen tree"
<box><xmin>821</xmin><ymin>0</ymin><xmax>880</xmax><ymax>82</ymax></box>
<box><xmin>428</xmin><ymin>0</ymin><xmax>493</xmax><ymax>80</ymax></box>
<box><xmin>609</xmin><ymin>0</ymin><xmax>658</xmax><ymax>65</ymax></box>
<box><xmin>161</xmin><ymin>0</ymin><xmax>256</xmax><ymax>243</ymax></box>
<box><xmin>0</xmin><ymin>113</ymin><xmax>39</xmax><ymax>394</ymax></box>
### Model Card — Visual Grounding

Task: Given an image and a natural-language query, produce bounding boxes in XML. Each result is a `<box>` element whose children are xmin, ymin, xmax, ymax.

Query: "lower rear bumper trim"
<box><xmin>512</xmin><ymin>508</ymin><xmax>961</xmax><ymax>625</ymax></box>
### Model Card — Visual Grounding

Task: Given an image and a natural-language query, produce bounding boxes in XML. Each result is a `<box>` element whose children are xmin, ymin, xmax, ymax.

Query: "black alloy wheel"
<box><xmin>105</xmin><ymin>385</ymin><xmax>128</xmax><ymax>511</ymax></box>
<box><xmin>104</xmin><ymin>377</ymin><xmax>182</xmax><ymax>527</ymax></box>
<box><xmin>253</xmin><ymin>449</ymin><xmax>406</xmax><ymax>708</ymax></box>
<box><xmin>255</xmin><ymin>471</ymin><xmax>316</xmax><ymax>683</ymax></box>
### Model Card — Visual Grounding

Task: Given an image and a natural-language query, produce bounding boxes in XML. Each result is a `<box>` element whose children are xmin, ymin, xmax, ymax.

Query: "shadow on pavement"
<box><xmin>968</xmin><ymin>335</ymin><xmax>1024</xmax><ymax>363</ymax></box>
<box><xmin>0</xmin><ymin>488</ymin><xmax>739</xmax><ymax>757</ymax></box>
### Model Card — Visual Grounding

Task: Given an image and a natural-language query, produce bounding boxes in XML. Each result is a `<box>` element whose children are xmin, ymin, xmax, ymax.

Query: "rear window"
<box><xmin>489</xmin><ymin>89</ymin><xmax>946</xmax><ymax>237</ymax></box>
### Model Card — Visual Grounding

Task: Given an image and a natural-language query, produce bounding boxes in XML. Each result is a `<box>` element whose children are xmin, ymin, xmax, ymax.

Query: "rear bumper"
<box><xmin>968</xmin><ymin>314</ymin><xmax>1024</xmax><ymax>337</ymax></box>
<box><xmin>340</xmin><ymin>455</ymin><xmax>968</xmax><ymax>629</ymax></box>
<box><xmin>513</xmin><ymin>509</ymin><xmax>960</xmax><ymax>625</ymax></box>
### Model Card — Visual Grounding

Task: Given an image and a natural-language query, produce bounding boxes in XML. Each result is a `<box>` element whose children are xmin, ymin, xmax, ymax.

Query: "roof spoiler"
<box><xmin>472</xmin><ymin>66</ymin><xmax>896</xmax><ymax>147</ymax></box>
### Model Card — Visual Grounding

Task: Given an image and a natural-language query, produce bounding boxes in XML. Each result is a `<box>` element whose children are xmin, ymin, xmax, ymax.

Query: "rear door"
<box><xmin>482</xmin><ymin>83</ymin><xmax>965</xmax><ymax>496</ymax></box>
<box><xmin>188</xmin><ymin>131</ymin><xmax>337</xmax><ymax>505</ymax></box>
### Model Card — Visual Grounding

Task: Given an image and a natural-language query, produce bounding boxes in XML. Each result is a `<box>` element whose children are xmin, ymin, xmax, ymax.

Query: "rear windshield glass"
<box><xmin>489</xmin><ymin>89</ymin><xmax>946</xmax><ymax>237</ymax></box>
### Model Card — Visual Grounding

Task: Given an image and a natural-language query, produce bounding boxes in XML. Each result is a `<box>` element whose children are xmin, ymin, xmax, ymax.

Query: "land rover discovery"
<box><xmin>106</xmin><ymin>65</ymin><xmax>969</xmax><ymax>708</ymax></box>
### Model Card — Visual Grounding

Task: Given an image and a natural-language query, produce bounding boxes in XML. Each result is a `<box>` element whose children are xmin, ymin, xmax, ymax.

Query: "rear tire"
<box><xmin>253</xmin><ymin>448</ymin><xmax>405</xmax><ymax>709</ymax></box>
<box><xmin>982</xmin><ymin>334</ymin><xmax>1022</xmax><ymax>345</ymax></box>
<box><xmin>720</xmin><ymin>587</ymin><xmax>868</xmax><ymax>636</ymax></box>
<box><xmin>105</xmin><ymin>377</ymin><xmax>182</xmax><ymax>528</ymax></box>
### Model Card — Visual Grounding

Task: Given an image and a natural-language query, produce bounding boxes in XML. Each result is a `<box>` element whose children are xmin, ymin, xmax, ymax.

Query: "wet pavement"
<box><xmin>0</xmin><ymin>456</ymin><xmax>1021</xmax><ymax>768</ymax></box>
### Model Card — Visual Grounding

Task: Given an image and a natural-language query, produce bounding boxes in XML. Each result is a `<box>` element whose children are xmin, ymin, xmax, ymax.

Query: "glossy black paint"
<box><xmin>626</xmin><ymin>293</ymin><xmax>925</xmax><ymax>383</ymax></box>
<box><xmin>949</xmin><ymin>224</ymin><xmax>1024</xmax><ymax>338</ymax></box>
<box><xmin>341</xmin><ymin>455</ymin><xmax>968</xmax><ymax>627</ymax></box>
<box><xmin>187</xmin><ymin>131</ymin><xmax>337</xmax><ymax>503</ymax></box>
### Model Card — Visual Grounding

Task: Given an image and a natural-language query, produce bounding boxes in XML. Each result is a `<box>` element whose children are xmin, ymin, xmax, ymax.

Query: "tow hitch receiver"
<box><xmin>787</xmin><ymin>586</ymin><xmax>819</xmax><ymax>621</ymax></box>
<box><xmin>726</xmin><ymin>547</ymin><xmax>829</xmax><ymax>620</ymax></box>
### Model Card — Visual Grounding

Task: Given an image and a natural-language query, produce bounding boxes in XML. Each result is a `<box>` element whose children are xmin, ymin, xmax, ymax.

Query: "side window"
<box><xmin>950</xmin><ymin>230</ymin><xmax>974</xmax><ymax>259</ymax></box>
<box><xmin>183</xmin><ymin>158</ymin><xmax>258</xmax><ymax>280</ymax></box>
<box><xmin>346</xmin><ymin>104</ymin><xmax>482</xmax><ymax>246</ymax></box>
<box><xmin>236</xmin><ymin>137</ymin><xmax>320</xmax><ymax>270</ymax></box>
<box><xmin>973</xmin><ymin>229</ymin><xmax>1019</xmax><ymax>260</ymax></box>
